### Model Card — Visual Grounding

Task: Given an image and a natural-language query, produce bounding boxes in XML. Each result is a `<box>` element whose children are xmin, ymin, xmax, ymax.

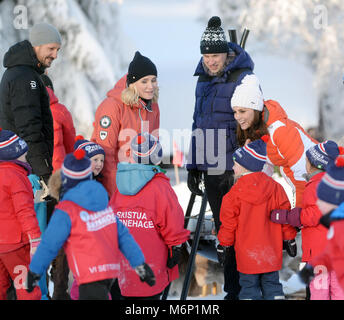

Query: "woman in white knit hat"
<box><xmin>231</xmin><ymin>74</ymin><xmax>318</xmax><ymax>208</ymax></box>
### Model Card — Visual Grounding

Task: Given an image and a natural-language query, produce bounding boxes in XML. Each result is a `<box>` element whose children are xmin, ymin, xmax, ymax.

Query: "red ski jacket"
<box><xmin>109</xmin><ymin>172</ymin><xmax>190</xmax><ymax>297</ymax></box>
<box><xmin>311</xmin><ymin>220</ymin><xmax>344</xmax><ymax>291</ymax></box>
<box><xmin>218</xmin><ymin>172</ymin><xmax>297</xmax><ymax>274</ymax></box>
<box><xmin>0</xmin><ymin>162</ymin><xmax>41</xmax><ymax>253</ymax></box>
<box><xmin>46</xmin><ymin>87</ymin><xmax>76</xmax><ymax>172</ymax></box>
<box><xmin>300</xmin><ymin>172</ymin><xmax>328</xmax><ymax>262</ymax></box>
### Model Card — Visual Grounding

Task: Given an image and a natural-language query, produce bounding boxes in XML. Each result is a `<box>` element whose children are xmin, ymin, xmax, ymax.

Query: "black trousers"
<box><xmin>110</xmin><ymin>278</ymin><xmax>162</xmax><ymax>300</ymax></box>
<box><xmin>79</xmin><ymin>279</ymin><xmax>114</xmax><ymax>300</ymax></box>
<box><xmin>204</xmin><ymin>170</ymin><xmax>241</xmax><ymax>300</ymax></box>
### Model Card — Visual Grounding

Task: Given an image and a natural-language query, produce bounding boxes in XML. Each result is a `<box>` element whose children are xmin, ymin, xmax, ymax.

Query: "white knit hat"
<box><xmin>231</xmin><ymin>74</ymin><xmax>264</xmax><ymax>111</ymax></box>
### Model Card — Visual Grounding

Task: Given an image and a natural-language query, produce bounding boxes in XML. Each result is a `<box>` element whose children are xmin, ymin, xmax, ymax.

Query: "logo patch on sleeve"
<box><xmin>100</xmin><ymin>116</ymin><xmax>111</xmax><ymax>128</ymax></box>
<box><xmin>30</xmin><ymin>81</ymin><xmax>37</xmax><ymax>89</ymax></box>
<box><xmin>100</xmin><ymin>131</ymin><xmax>108</xmax><ymax>140</ymax></box>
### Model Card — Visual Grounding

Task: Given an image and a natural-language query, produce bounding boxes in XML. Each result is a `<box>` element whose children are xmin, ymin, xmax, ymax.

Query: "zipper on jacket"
<box><xmin>210</xmin><ymin>88</ymin><xmax>218</xmax><ymax>113</ymax></box>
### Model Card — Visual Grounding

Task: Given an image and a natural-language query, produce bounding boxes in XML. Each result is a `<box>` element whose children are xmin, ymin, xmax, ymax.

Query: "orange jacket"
<box><xmin>218</xmin><ymin>172</ymin><xmax>296</xmax><ymax>274</ymax></box>
<box><xmin>46</xmin><ymin>87</ymin><xmax>76</xmax><ymax>172</ymax></box>
<box><xmin>91</xmin><ymin>75</ymin><xmax>160</xmax><ymax>197</ymax></box>
<box><xmin>263</xmin><ymin>100</ymin><xmax>318</xmax><ymax>207</ymax></box>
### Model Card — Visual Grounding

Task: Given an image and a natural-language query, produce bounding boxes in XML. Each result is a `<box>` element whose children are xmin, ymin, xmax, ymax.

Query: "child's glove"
<box><xmin>216</xmin><ymin>244</ymin><xmax>231</xmax><ymax>267</ymax></box>
<box><xmin>135</xmin><ymin>263</ymin><xmax>156</xmax><ymax>287</ymax></box>
<box><xmin>167</xmin><ymin>245</ymin><xmax>182</xmax><ymax>269</ymax></box>
<box><xmin>298</xmin><ymin>264</ymin><xmax>314</xmax><ymax>285</ymax></box>
<box><xmin>283</xmin><ymin>239</ymin><xmax>297</xmax><ymax>257</ymax></box>
<box><xmin>29</xmin><ymin>236</ymin><xmax>41</xmax><ymax>260</ymax></box>
<box><xmin>271</xmin><ymin>207</ymin><xmax>302</xmax><ymax>228</ymax></box>
<box><xmin>26</xmin><ymin>270</ymin><xmax>41</xmax><ymax>292</ymax></box>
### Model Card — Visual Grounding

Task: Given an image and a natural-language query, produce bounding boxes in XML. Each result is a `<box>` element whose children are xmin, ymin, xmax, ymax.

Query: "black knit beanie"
<box><xmin>200</xmin><ymin>16</ymin><xmax>229</xmax><ymax>54</ymax></box>
<box><xmin>127</xmin><ymin>51</ymin><xmax>157</xmax><ymax>85</ymax></box>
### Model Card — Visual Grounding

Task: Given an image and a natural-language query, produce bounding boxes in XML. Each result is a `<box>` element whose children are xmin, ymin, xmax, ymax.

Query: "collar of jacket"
<box><xmin>0</xmin><ymin>159</ymin><xmax>32</xmax><ymax>175</ymax></box>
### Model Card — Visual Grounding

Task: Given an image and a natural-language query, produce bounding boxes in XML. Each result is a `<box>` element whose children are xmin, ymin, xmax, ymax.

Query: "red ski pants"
<box><xmin>0</xmin><ymin>244</ymin><xmax>41</xmax><ymax>300</ymax></box>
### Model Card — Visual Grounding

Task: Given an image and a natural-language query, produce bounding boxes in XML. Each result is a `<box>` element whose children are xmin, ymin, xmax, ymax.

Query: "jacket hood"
<box><xmin>194</xmin><ymin>42</ymin><xmax>254</xmax><ymax>77</ymax></box>
<box><xmin>235</xmin><ymin>172</ymin><xmax>275</xmax><ymax>205</ymax></box>
<box><xmin>62</xmin><ymin>180</ymin><xmax>109</xmax><ymax>211</ymax></box>
<box><xmin>116</xmin><ymin>162</ymin><xmax>164</xmax><ymax>195</ymax></box>
<box><xmin>263</xmin><ymin>100</ymin><xmax>288</xmax><ymax>126</ymax></box>
<box><xmin>107</xmin><ymin>74</ymin><xmax>127</xmax><ymax>100</ymax></box>
<box><xmin>46</xmin><ymin>87</ymin><xmax>58</xmax><ymax>105</ymax></box>
<box><xmin>3</xmin><ymin>40</ymin><xmax>45</xmax><ymax>74</ymax></box>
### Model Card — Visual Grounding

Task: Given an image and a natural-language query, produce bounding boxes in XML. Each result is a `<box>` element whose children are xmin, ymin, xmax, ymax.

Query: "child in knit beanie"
<box><xmin>299</xmin><ymin>150</ymin><xmax>344</xmax><ymax>295</ymax></box>
<box><xmin>217</xmin><ymin>136</ymin><xmax>297</xmax><ymax>300</ymax></box>
<box><xmin>27</xmin><ymin>149</ymin><xmax>155</xmax><ymax>300</ymax></box>
<box><xmin>272</xmin><ymin>140</ymin><xmax>344</xmax><ymax>300</ymax></box>
<box><xmin>74</xmin><ymin>135</ymin><xmax>105</xmax><ymax>179</ymax></box>
<box><xmin>0</xmin><ymin>128</ymin><xmax>42</xmax><ymax>300</ymax></box>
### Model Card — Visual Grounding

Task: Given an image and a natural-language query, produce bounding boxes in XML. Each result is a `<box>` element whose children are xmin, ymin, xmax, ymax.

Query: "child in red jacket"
<box><xmin>109</xmin><ymin>132</ymin><xmax>190</xmax><ymax>299</ymax></box>
<box><xmin>217</xmin><ymin>137</ymin><xmax>297</xmax><ymax>300</ymax></box>
<box><xmin>299</xmin><ymin>152</ymin><xmax>344</xmax><ymax>294</ymax></box>
<box><xmin>271</xmin><ymin>140</ymin><xmax>344</xmax><ymax>299</ymax></box>
<box><xmin>0</xmin><ymin>128</ymin><xmax>41</xmax><ymax>300</ymax></box>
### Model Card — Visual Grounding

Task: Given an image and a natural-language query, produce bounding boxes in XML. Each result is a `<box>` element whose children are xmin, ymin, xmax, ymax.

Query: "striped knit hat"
<box><xmin>61</xmin><ymin>149</ymin><xmax>92</xmax><ymax>191</ymax></box>
<box><xmin>317</xmin><ymin>153</ymin><xmax>344</xmax><ymax>205</ymax></box>
<box><xmin>74</xmin><ymin>135</ymin><xmax>105</xmax><ymax>159</ymax></box>
<box><xmin>233</xmin><ymin>136</ymin><xmax>269</xmax><ymax>172</ymax></box>
<box><xmin>0</xmin><ymin>128</ymin><xmax>28</xmax><ymax>160</ymax></box>
<box><xmin>131</xmin><ymin>132</ymin><xmax>162</xmax><ymax>165</ymax></box>
<box><xmin>306</xmin><ymin>140</ymin><xmax>340</xmax><ymax>170</ymax></box>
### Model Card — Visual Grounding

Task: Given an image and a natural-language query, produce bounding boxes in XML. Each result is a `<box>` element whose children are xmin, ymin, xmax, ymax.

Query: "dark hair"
<box><xmin>236</xmin><ymin>109</ymin><xmax>268</xmax><ymax>147</ymax></box>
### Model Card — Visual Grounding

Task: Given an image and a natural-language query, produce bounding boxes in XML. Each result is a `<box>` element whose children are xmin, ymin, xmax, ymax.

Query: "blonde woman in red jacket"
<box><xmin>91</xmin><ymin>52</ymin><xmax>160</xmax><ymax>198</ymax></box>
<box><xmin>0</xmin><ymin>128</ymin><xmax>41</xmax><ymax>300</ymax></box>
<box><xmin>218</xmin><ymin>138</ymin><xmax>296</xmax><ymax>300</ymax></box>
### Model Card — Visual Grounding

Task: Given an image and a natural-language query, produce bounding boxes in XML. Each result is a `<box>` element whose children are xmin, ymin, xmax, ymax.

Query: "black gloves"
<box><xmin>298</xmin><ymin>264</ymin><xmax>315</xmax><ymax>285</ymax></box>
<box><xmin>216</xmin><ymin>244</ymin><xmax>231</xmax><ymax>267</ymax></box>
<box><xmin>135</xmin><ymin>263</ymin><xmax>156</xmax><ymax>287</ymax></box>
<box><xmin>283</xmin><ymin>239</ymin><xmax>297</xmax><ymax>257</ymax></box>
<box><xmin>187</xmin><ymin>169</ymin><xmax>203</xmax><ymax>196</ymax></box>
<box><xmin>167</xmin><ymin>245</ymin><xmax>182</xmax><ymax>269</ymax></box>
<box><xmin>26</xmin><ymin>270</ymin><xmax>41</xmax><ymax>293</ymax></box>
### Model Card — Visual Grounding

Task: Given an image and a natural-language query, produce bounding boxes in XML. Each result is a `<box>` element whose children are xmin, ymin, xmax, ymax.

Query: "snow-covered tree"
<box><xmin>0</xmin><ymin>0</ymin><xmax>133</xmax><ymax>137</ymax></box>
<box><xmin>198</xmin><ymin>0</ymin><xmax>344</xmax><ymax>140</ymax></box>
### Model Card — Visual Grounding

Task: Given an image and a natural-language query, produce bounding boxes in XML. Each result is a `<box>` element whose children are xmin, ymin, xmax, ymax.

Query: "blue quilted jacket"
<box><xmin>187</xmin><ymin>42</ymin><xmax>255</xmax><ymax>172</ymax></box>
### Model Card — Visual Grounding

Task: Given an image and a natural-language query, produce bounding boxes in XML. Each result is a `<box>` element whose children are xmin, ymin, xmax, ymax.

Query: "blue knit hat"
<box><xmin>306</xmin><ymin>140</ymin><xmax>340</xmax><ymax>170</ymax></box>
<box><xmin>317</xmin><ymin>154</ymin><xmax>344</xmax><ymax>205</ymax></box>
<box><xmin>131</xmin><ymin>132</ymin><xmax>162</xmax><ymax>165</ymax></box>
<box><xmin>233</xmin><ymin>136</ymin><xmax>269</xmax><ymax>172</ymax></box>
<box><xmin>0</xmin><ymin>128</ymin><xmax>28</xmax><ymax>160</ymax></box>
<box><xmin>61</xmin><ymin>149</ymin><xmax>92</xmax><ymax>191</ymax></box>
<box><xmin>74</xmin><ymin>135</ymin><xmax>105</xmax><ymax>159</ymax></box>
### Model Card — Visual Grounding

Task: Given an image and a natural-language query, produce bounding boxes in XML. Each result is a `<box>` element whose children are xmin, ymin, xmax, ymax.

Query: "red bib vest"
<box><xmin>56</xmin><ymin>200</ymin><xmax>120</xmax><ymax>285</ymax></box>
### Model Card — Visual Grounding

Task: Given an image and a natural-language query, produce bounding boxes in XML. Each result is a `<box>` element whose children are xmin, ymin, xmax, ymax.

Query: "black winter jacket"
<box><xmin>0</xmin><ymin>40</ymin><xmax>54</xmax><ymax>179</ymax></box>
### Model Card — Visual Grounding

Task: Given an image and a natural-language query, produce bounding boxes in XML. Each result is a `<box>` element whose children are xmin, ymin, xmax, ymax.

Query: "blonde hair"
<box><xmin>121</xmin><ymin>83</ymin><xmax>159</xmax><ymax>106</ymax></box>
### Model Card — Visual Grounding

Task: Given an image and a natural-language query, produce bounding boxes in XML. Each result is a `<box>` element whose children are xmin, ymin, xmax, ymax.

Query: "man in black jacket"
<box><xmin>0</xmin><ymin>22</ymin><xmax>61</xmax><ymax>184</ymax></box>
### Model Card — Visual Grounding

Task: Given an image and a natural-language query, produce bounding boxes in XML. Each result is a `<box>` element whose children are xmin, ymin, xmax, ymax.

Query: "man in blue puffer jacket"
<box><xmin>186</xmin><ymin>16</ymin><xmax>255</xmax><ymax>300</ymax></box>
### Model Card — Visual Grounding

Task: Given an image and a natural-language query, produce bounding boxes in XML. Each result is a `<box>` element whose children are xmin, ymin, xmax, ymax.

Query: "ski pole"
<box><xmin>184</xmin><ymin>192</ymin><xmax>196</xmax><ymax>229</ymax></box>
<box><xmin>180</xmin><ymin>191</ymin><xmax>208</xmax><ymax>300</ymax></box>
<box><xmin>228</xmin><ymin>29</ymin><xmax>238</xmax><ymax>44</ymax></box>
<box><xmin>239</xmin><ymin>28</ymin><xmax>250</xmax><ymax>49</ymax></box>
